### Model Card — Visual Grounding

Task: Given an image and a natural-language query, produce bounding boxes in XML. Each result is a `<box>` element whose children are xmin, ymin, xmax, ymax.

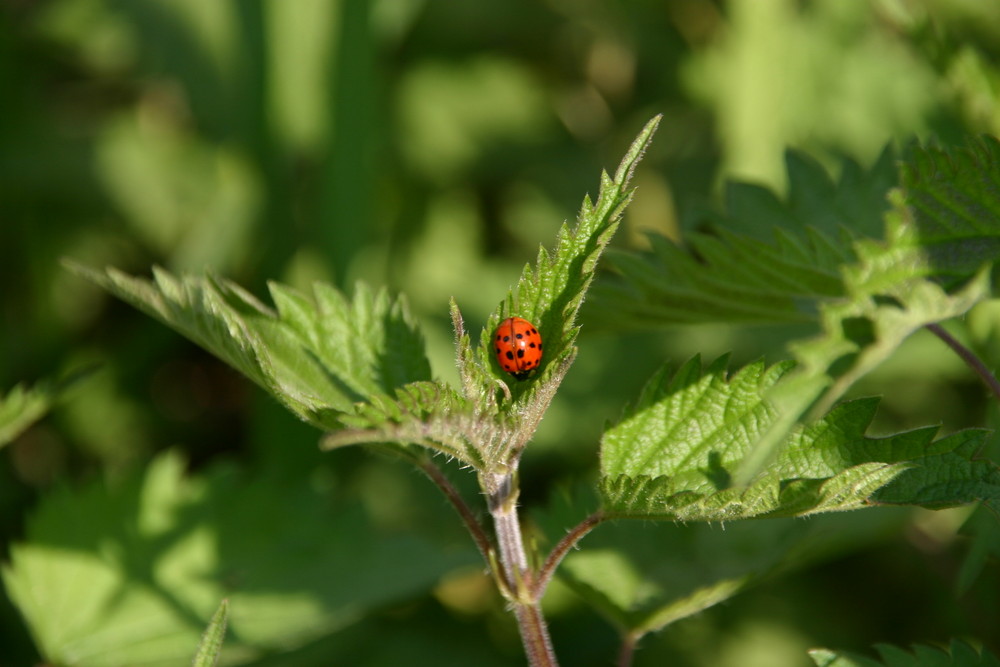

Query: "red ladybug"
<box><xmin>494</xmin><ymin>317</ymin><xmax>543</xmax><ymax>380</ymax></box>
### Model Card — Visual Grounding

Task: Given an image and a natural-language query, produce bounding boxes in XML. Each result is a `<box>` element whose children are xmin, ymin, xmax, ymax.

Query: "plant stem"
<box><xmin>513</xmin><ymin>602</ymin><xmax>558</xmax><ymax>667</ymax></box>
<box><xmin>419</xmin><ymin>460</ymin><xmax>493</xmax><ymax>562</ymax></box>
<box><xmin>926</xmin><ymin>322</ymin><xmax>1000</xmax><ymax>402</ymax></box>
<box><xmin>532</xmin><ymin>510</ymin><xmax>605</xmax><ymax>597</ymax></box>
<box><xmin>484</xmin><ymin>471</ymin><xmax>559</xmax><ymax>667</ymax></box>
<box><xmin>617</xmin><ymin>632</ymin><xmax>639</xmax><ymax>667</ymax></box>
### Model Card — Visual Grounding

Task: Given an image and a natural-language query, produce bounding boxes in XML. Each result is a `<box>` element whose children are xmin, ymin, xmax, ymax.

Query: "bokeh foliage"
<box><xmin>3</xmin><ymin>1</ymin><xmax>1000</xmax><ymax>665</ymax></box>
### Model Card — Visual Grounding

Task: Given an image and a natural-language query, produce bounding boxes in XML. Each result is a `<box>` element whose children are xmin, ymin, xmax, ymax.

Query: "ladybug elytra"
<box><xmin>494</xmin><ymin>317</ymin><xmax>543</xmax><ymax>380</ymax></box>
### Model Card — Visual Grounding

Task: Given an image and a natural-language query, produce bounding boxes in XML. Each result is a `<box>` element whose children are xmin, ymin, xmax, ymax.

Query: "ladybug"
<box><xmin>494</xmin><ymin>317</ymin><xmax>543</xmax><ymax>380</ymax></box>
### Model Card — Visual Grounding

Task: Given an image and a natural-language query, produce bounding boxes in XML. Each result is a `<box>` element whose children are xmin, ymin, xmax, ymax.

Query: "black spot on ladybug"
<box><xmin>505</xmin><ymin>351</ymin><xmax>514</xmax><ymax>361</ymax></box>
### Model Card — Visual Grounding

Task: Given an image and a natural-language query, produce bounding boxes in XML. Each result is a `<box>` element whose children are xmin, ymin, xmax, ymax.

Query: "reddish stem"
<box><xmin>419</xmin><ymin>460</ymin><xmax>493</xmax><ymax>562</ymax></box>
<box><xmin>926</xmin><ymin>323</ymin><xmax>1000</xmax><ymax>402</ymax></box>
<box><xmin>532</xmin><ymin>511</ymin><xmax>606</xmax><ymax>597</ymax></box>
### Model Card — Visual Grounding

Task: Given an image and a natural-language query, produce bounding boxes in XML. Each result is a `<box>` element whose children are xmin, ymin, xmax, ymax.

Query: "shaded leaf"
<box><xmin>589</xmin><ymin>147</ymin><xmax>897</xmax><ymax>329</ymax></box>
<box><xmin>537</xmin><ymin>496</ymin><xmax>905</xmax><ymax>636</ymax></box>
<box><xmin>810</xmin><ymin>639</ymin><xmax>1000</xmax><ymax>667</ymax></box>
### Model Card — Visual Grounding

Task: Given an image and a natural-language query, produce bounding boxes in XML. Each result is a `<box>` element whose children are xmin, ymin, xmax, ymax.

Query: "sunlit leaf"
<box><xmin>2</xmin><ymin>452</ymin><xmax>475</xmax><ymax>666</ymax></box>
<box><xmin>66</xmin><ymin>264</ymin><xmax>432</xmax><ymax>433</ymax></box>
<box><xmin>0</xmin><ymin>369</ymin><xmax>95</xmax><ymax>448</ymax></box>
<box><xmin>191</xmin><ymin>599</ymin><xmax>228</xmax><ymax>667</ymax></box>
<box><xmin>599</xmin><ymin>357</ymin><xmax>1000</xmax><ymax>522</ymax></box>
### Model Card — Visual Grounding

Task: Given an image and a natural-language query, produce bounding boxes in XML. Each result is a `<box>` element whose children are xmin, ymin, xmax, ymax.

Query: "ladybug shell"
<box><xmin>494</xmin><ymin>317</ymin><xmax>543</xmax><ymax>380</ymax></box>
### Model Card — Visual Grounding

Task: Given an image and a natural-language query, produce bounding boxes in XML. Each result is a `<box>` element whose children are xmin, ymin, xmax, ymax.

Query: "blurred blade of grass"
<box><xmin>323</xmin><ymin>0</ymin><xmax>378</xmax><ymax>287</ymax></box>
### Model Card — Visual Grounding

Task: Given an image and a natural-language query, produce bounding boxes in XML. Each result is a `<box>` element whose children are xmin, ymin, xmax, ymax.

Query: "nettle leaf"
<box><xmin>736</xmin><ymin>255</ymin><xmax>992</xmax><ymax>485</ymax></box>
<box><xmin>735</xmin><ymin>140</ymin><xmax>999</xmax><ymax>482</ymax></box>
<box><xmin>599</xmin><ymin>357</ymin><xmax>1000</xmax><ymax>522</ymax></box>
<box><xmin>443</xmin><ymin>116</ymin><xmax>660</xmax><ymax>467</ymax></box>
<box><xmin>191</xmin><ymin>599</ymin><xmax>228</xmax><ymax>667</ymax></box>
<box><xmin>591</xmin><ymin>138</ymin><xmax>1000</xmax><ymax>331</ymax></box>
<box><xmin>2</xmin><ymin>451</ymin><xmax>474</xmax><ymax>666</ymax></box>
<box><xmin>901</xmin><ymin>137</ymin><xmax>1000</xmax><ymax>284</ymax></box>
<box><xmin>322</xmin><ymin>381</ymin><xmax>483</xmax><ymax>467</ymax></box>
<box><xmin>0</xmin><ymin>383</ymin><xmax>60</xmax><ymax>448</ymax></box>
<box><xmin>67</xmin><ymin>264</ymin><xmax>437</xmax><ymax>442</ymax></box>
<box><xmin>810</xmin><ymin>639</ymin><xmax>1000</xmax><ymax>667</ymax></box>
<box><xmin>469</xmin><ymin>116</ymin><xmax>661</xmax><ymax>396</ymax></box>
<box><xmin>0</xmin><ymin>369</ymin><xmax>95</xmax><ymax>448</ymax></box>
<box><xmin>550</xmin><ymin>509</ymin><xmax>904</xmax><ymax>637</ymax></box>
<box><xmin>588</xmin><ymin>147</ymin><xmax>897</xmax><ymax>328</ymax></box>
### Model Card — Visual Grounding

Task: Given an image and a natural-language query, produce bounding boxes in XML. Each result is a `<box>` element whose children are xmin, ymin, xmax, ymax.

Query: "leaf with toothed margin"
<box><xmin>809</xmin><ymin>638</ymin><xmax>1000</xmax><ymax>666</ymax></box>
<box><xmin>191</xmin><ymin>599</ymin><xmax>228</xmax><ymax>667</ymax></box>
<box><xmin>322</xmin><ymin>381</ymin><xmax>482</xmax><ymax>466</ymax></box>
<box><xmin>588</xmin><ymin>147</ymin><xmax>896</xmax><ymax>329</ymax></box>
<box><xmin>65</xmin><ymin>263</ymin><xmax>432</xmax><ymax>434</ymax></box>
<box><xmin>468</xmin><ymin>116</ymin><xmax>661</xmax><ymax>403</ymax></box>
<box><xmin>599</xmin><ymin>356</ymin><xmax>1000</xmax><ymax>522</ymax></box>
<box><xmin>0</xmin><ymin>368</ymin><xmax>96</xmax><ymax>448</ymax></box>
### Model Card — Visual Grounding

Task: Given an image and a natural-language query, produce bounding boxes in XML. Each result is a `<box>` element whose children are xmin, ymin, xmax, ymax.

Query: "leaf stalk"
<box><xmin>926</xmin><ymin>322</ymin><xmax>1000</xmax><ymax>402</ymax></box>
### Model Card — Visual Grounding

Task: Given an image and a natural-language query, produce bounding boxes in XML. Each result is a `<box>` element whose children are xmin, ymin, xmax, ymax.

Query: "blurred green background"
<box><xmin>2</xmin><ymin>0</ymin><xmax>1000</xmax><ymax>665</ymax></box>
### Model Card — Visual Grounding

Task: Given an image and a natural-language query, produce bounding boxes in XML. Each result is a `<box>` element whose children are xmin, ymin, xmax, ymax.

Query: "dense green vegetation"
<box><xmin>3</xmin><ymin>2</ymin><xmax>1000</xmax><ymax>665</ymax></box>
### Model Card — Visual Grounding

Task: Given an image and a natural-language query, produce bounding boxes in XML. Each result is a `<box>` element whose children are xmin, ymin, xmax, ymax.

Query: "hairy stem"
<box><xmin>484</xmin><ymin>471</ymin><xmax>558</xmax><ymax>667</ymax></box>
<box><xmin>927</xmin><ymin>323</ymin><xmax>1000</xmax><ymax>402</ymax></box>
<box><xmin>532</xmin><ymin>510</ymin><xmax>605</xmax><ymax>597</ymax></box>
<box><xmin>419</xmin><ymin>460</ymin><xmax>493</xmax><ymax>562</ymax></box>
<box><xmin>513</xmin><ymin>603</ymin><xmax>558</xmax><ymax>667</ymax></box>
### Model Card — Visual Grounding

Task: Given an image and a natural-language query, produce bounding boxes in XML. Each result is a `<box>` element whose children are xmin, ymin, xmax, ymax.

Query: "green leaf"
<box><xmin>0</xmin><ymin>368</ymin><xmax>96</xmax><ymax>448</ymax></box>
<box><xmin>0</xmin><ymin>384</ymin><xmax>59</xmax><ymax>449</ymax></box>
<box><xmin>900</xmin><ymin>137</ymin><xmax>1000</xmax><ymax>284</ymax></box>
<box><xmin>589</xmin><ymin>138</ymin><xmax>1000</xmax><ymax>336</ymax></box>
<box><xmin>2</xmin><ymin>451</ymin><xmax>475</xmax><ymax>666</ymax></box>
<box><xmin>466</xmin><ymin>116</ymin><xmax>660</xmax><ymax>393</ymax></box>
<box><xmin>65</xmin><ymin>264</ymin><xmax>431</xmax><ymax>433</ymax></box>
<box><xmin>588</xmin><ymin>147</ymin><xmax>897</xmax><ymax>329</ymax></box>
<box><xmin>586</xmin><ymin>140</ymin><xmax>998</xmax><ymax>484</ymax></box>
<box><xmin>191</xmin><ymin>599</ymin><xmax>228</xmax><ymax>667</ymax></box>
<box><xmin>736</xmin><ymin>257</ymin><xmax>992</xmax><ymax>485</ymax></box>
<box><xmin>541</xmin><ymin>500</ymin><xmax>904</xmax><ymax>636</ymax></box>
<box><xmin>956</xmin><ymin>501</ymin><xmax>1000</xmax><ymax>594</ymax></box>
<box><xmin>448</xmin><ymin>116</ymin><xmax>661</xmax><ymax>467</ymax></box>
<box><xmin>810</xmin><ymin>639</ymin><xmax>1000</xmax><ymax>667</ymax></box>
<box><xmin>68</xmin><ymin>119</ymin><xmax>662</xmax><ymax>472</ymax></box>
<box><xmin>599</xmin><ymin>357</ymin><xmax>1000</xmax><ymax>521</ymax></box>
<box><xmin>321</xmin><ymin>381</ymin><xmax>483</xmax><ymax>467</ymax></box>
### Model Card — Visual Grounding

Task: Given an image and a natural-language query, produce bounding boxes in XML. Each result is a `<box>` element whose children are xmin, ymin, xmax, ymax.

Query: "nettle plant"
<box><xmin>7</xmin><ymin>116</ymin><xmax>1000</xmax><ymax>665</ymax></box>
